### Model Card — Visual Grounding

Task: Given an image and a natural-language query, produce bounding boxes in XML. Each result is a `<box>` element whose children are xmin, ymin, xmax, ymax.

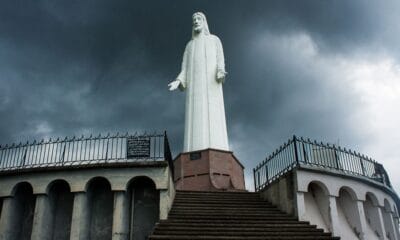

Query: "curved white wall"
<box><xmin>295</xmin><ymin>169</ymin><xmax>399</xmax><ymax>240</ymax></box>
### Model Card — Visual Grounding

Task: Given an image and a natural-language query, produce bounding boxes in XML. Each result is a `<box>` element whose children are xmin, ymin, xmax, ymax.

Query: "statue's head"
<box><xmin>192</xmin><ymin>12</ymin><xmax>210</xmax><ymax>38</ymax></box>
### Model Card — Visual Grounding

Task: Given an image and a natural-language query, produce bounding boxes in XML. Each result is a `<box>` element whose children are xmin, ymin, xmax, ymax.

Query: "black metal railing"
<box><xmin>0</xmin><ymin>132</ymin><xmax>171</xmax><ymax>172</ymax></box>
<box><xmin>254</xmin><ymin>136</ymin><xmax>392</xmax><ymax>191</ymax></box>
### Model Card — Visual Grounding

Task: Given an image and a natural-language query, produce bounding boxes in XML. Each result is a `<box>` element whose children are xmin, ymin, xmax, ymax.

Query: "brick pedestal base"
<box><xmin>174</xmin><ymin>149</ymin><xmax>245</xmax><ymax>191</ymax></box>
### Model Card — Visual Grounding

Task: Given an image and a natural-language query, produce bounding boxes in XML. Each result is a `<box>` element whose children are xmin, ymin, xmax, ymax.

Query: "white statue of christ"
<box><xmin>169</xmin><ymin>12</ymin><xmax>229</xmax><ymax>152</ymax></box>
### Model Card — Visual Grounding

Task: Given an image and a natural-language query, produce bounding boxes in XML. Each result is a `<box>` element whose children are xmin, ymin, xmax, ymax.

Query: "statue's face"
<box><xmin>193</xmin><ymin>15</ymin><xmax>204</xmax><ymax>33</ymax></box>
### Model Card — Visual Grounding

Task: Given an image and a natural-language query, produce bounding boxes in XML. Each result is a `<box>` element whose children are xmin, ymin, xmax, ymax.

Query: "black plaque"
<box><xmin>190</xmin><ymin>152</ymin><xmax>202</xmax><ymax>160</ymax></box>
<box><xmin>127</xmin><ymin>137</ymin><xmax>150</xmax><ymax>158</ymax></box>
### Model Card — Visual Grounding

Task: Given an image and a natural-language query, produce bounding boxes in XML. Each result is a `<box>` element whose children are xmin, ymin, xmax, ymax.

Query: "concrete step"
<box><xmin>167</xmin><ymin>214</ymin><xmax>298</xmax><ymax>220</ymax></box>
<box><xmin>152</xmin><ymin>230</ymin><xmax>331</xmax><ymax>236</ymax></box>
<box><xmin>156</xmin><ymin>222</ymin><xmax>316</xmax><ymax>228</ymax></box>
<box><xmin>173</xmin><ymin>199</ymin><xmax>276</xmax><ymax>208</ymax></box>
<box><xmin>168</xmin><ymin>211</ymin><xmax>287</xmax><ymax>216</ymax></box>
<box><xmin>169</xmin><ymin>205</ymin><xmax>278</xmax><ymax>210</ymax></box>
<box><xmin>175</xmin><ymin>190</ymin><xmax>256</xmax><ymax>195</ymax></box>
<box><xmin>154</xmin><ymin>226</ymin><xmax>323</xmax><ymax>232</ymax></box>
<box><xmin>168</xmin><ymin>209</ymin><xmax>282</xmax><ymax>214</ymax></box>
<box><xmin>149</xmin><ymin>235</ymin><xmax>340</xmax><ymax>240</ymax></box>
<box><xmin>175</xmin><ymin>196</ymin><xmax>263</xmax><ymax>203</ymax></box>
<box><xmin>150</xmin><ymin>191</ymin><xmax>339</xmax><ymax>240</ymax></box>
<box><xmin>158</xmin><ymin>219</ymin><xmax>311</xmax><ymax>224</ymax></box>
<box><xmin>174</xmin><ymin>195</ymin><xmax>262</xmax><ymax>200</ymax></box>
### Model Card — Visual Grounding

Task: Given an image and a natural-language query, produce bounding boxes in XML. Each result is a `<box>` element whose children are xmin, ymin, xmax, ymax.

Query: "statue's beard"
<box><xmin>193</xmin><ymin>27</ymin><xmax>203</xmax><ymax>34</ymax></box>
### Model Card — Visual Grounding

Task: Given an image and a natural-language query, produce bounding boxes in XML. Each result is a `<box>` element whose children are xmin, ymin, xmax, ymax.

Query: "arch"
<box><xmin>10</xmin><ymin>181</ymin><xmax>33</xmax><ymax>196</ymax></box>
<box><xmin>304</xmin><ymin>182</ymin><xmax>330</xmax><ymax>232</ymax></box>
<box><xmin>84</xmin><ymin>176</ymin><xmax>112</xmax><ymax>192</ymax></box>
<box><xmin>86</xmin><ymin>177</ymin><xmax>113</xmax><ymax>240</ymax></box>
<box><xmin>126</xmin><ymin>175</ymin><xmax>157</xmax><ymax>190</ymax></box>
<box><xmin>366</xmin><ymin>192</ymin><xmax>379</xmax><ymax>207</ymax></box>
<box><xmin>307</xmin><ymin>180</ymin><xmax>330</xmax><ymax>196</ymax></box>
<box><xmin>128</xmin><ymin>176</ymin><xmax>160</xmax><ymax>240</ymax></box>
<box><xmin>8</xmin><ymin>182</ymin><xmax>36</xmax><ymax>240</ymax></box>
<box><xmin>383</xmin><ymin>199</ymin><xmax>392</xmax><ymax>213</ymax></box>
<box><xmin>339</xmin><ymin>186</ymin><xmax>358</xmax><ymax>201</ymax></box>
<box><xmin>47</xmin><ymin>179</ymin><xmax>74</xmax><ymax>240</ymax></box>
<box><xmin>393</xmin><ymin>204</ymin><xmax>399</xmax><ymax>218</ymax></box>
<box><xmin>45</xmin><ymin>178</ymin><xmax>71</xmax><ymax>195</ymax></box>
<box><xmin>337</xmin><ymin>187</ymin><xmax>362</xmax><ymax>239</ymax></box>
<box><xmin>364</xmin><ymin>192</ymin><xmax>384</xmax><ymax>239</ymax></box>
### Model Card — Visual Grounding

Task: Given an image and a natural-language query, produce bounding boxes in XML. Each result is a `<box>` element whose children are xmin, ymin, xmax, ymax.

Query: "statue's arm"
<box><xmin>176</xmin><ymin>42</ymin><xmax>190</xmax><ymax>90</ymax></box>
<box><xmin>215</xmin><ymin>36</ymin><xmax>226</xmax><ymax>83</ymax></box>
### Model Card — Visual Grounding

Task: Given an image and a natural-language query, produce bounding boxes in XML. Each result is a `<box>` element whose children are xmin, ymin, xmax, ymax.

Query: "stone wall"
<box><xmin>0</xmin><ymin>162</ymin><xmax>174</xmax><ymax>240</ymax></box>
<box><xmin>259</xmin><ymin>171</ymin><xmax>295</xmax><ymax>215</ymax></box>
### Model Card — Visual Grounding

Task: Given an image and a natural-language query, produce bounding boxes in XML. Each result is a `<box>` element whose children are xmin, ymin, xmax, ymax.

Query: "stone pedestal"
<box><xmin>174</xmin><ymin>149</ymin><xmax>245</xmax><ymax>191</ymax></box>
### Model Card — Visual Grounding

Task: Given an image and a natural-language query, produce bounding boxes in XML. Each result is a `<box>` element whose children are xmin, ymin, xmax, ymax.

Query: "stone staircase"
<box><xmin>149</xmin><ymin>190</ymin><xmax>340</xmax><ymax>240</ymax></box>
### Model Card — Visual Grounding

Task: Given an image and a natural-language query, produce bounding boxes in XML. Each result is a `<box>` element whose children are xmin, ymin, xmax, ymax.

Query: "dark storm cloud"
<box><xmin>1</xmin><ymin>0</ymin><xmax>399</xmax><ymax>188</ymax></box>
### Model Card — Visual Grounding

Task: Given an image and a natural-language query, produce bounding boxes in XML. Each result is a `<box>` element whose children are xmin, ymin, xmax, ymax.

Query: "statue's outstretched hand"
<box><xmin>168</xmin><ymin>80</ymin><xmax>181</xmax><ymax>91</ymax></box>
<box><xmin>216</xmin><ymin>70</ymin><xmax>226</xmax><ymax>83</ymax></box>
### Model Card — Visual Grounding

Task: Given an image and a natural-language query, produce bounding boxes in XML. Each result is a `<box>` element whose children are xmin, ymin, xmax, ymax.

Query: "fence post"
<box><xmin>164</xmin><ymin>131</ymin><xmax>174</xmax><ymax>179</ymax></box>
<box><xmin>293</xmin><ymin>135</ymin><xmax>299</xmax><ymax>165</ymax></box>
<box><xmin>360</xmin><ymin>158</ymin><xmax>366</xmax><ymax>176</ymax></box>
<box><xmin>333</xmin><ymin>146</ymin><xmax>341</xmax><ymax>170</ymax></box>
<box><xmin>253</xmin><ymin>168</ymin><xmax>257</xmax><ymax>192</ymax></box>
<box><xmin>60</xmin><ymin>144</ymin><xmax>66</xmax><ymax>165</ymax></box>
<box><xmin>22</xmin><ymin>148</ymin><xmax>27</xmax><ymax>166</ymax></box>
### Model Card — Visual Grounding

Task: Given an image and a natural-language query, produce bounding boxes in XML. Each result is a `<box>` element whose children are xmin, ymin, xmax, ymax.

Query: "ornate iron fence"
<box><xmin>254</xmin><ymin>136</ymin><xmax>392</xmax><ymax>191</ymax></box>
<box><xmin>0</xmin><ymin>132</ymin><xmax>172</xmax><ymax>173</ymax></box>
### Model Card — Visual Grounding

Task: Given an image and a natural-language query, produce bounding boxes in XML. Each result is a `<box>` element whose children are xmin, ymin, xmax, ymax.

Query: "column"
<box><xmin>381</xmin><ymin>206</ymin><xmax>398</xmax><ymax>240</ymax></box>
<box><xmin>70</xmin><ymin>192</ymin><xmax>89</xmax><ymax>240</ymax></box>
<box><xmin>356</xmin><ymin>200</ymin><xmax>368</xmax><ymax>240</ymax></box>
<box><xmin>0</xmin><ymin>197</ymin><xmax>17</xmax><ymax>240</ymax></box>
<box><xmin>328</xmin><ymin>195</ymin><xmax>341</xmax><ymax>237</ymax></box>
<box><xmin>394</xmin><ymin>216</ymin><xmax>400</xmax><ymax>240</ymax></box>
<box><xmin>112</xmin><ymin>191</ymin><xmax>129</xmax><ymax>240</ymax></box>
<box><xmin>374</xmin><ymin>204</ymin><xmax>386</xmax><ymax>240</ymax></box>
<box><xmin>388</xmin><ymin>212</ymin><xmax>399</xmax><ymax>240</ymax></box>
<box><xmin>296</xmin><ymin>192</ymin><xmax>306</xmax><ymax>221</ymax></box>
<box><xmin>387</xmin><ymin>210</ymin><xmax>399</xmax><ymax>240</ymax></box>
<box><xmin>159</xmin><ymin>190</ymin><xmax>170</xmax><ymax>220</ymax></box>
<box><xmin>31</xmin><ymin>194</ymin><xmax>52</xmax><ymax>240</ymax></box>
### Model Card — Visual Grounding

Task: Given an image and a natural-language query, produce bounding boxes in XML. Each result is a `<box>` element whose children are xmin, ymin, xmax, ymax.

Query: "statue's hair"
<box><xmin>192</xmin><ymin>12</ymin><xmax>210</xmax><ymax>38</ymax></box>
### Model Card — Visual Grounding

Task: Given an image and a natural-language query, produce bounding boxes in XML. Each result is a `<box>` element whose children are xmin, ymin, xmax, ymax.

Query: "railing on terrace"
<box><xmin>0</xmin><ymin>132</ymin><xmax>173</xmax><ymax>175</ymax></box>
<box><xmin>254</xmin><ymin>136</ymin><xmax>392</xmax><ymax>192</ymax></box>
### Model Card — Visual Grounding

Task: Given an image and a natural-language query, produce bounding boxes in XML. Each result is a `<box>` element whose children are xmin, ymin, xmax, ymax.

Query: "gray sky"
<box><xmin>1</xmin><ymin>0</ymin><xmax>399</xmax><ymax>192</ymax></box>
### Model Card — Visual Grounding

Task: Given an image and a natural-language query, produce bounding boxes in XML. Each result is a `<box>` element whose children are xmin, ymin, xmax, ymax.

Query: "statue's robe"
<box><xmin>177</xmin><ymin>33</ymin><xmax>229</xmax><ymax>152</ymax></box>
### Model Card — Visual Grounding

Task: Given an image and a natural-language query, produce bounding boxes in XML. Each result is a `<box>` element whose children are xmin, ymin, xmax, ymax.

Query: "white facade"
<box><xmin>260</xmin><ymin>168</ymin><xmax>400</xmax><ymax>240</ymax></box>
<box><xmin>0</xmin><ymin>163</ymin><xmax>175</xmax><ymax>240</ymax></box>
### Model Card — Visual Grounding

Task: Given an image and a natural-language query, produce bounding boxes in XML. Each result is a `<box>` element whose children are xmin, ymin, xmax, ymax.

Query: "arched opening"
<box><xmin>382</xmin><ymin>199</ymin><xmax>396</xmax><ymax>240</ymax></box>
<box><xmin>363</xmin><ymin>193</ymin><xmax>382</xmax><ymax>240</ymax></box>
<box><xmin>47</xmin><ymin>180</ymin><xmax>74</xmax><ymax>240</ymax></box>
<box><xmin>87</xmin><ymin>177</ymin><xmax>113</xmax><ymax>240</ymax></box>
<box><xmin>304</xmin><ymin>181</ymin><xmax>330</xmax><ymax>232</ymax></box>
<box><xmin>10</xmin><ymin>182</ymin><xmax>36</xmax><ymax>240</ymax></box>
<box><xmin>336</xmin><ymin>187</ymin><xmax>361</xmax><ymax>240</ymax></box>
<box><xmin>128</xmin><ymin>176</ymin><xmax>159</xmax><ymax>240</ymax></box>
